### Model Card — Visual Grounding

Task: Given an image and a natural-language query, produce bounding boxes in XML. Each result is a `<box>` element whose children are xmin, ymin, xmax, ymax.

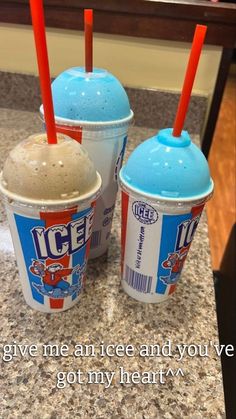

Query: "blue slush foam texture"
<box><xmin>52</xmin><ymin>67</ymin><xmax>131</xmax><ymax>122</ymax></box>
<box><xmin>121</xmin><ymin>129</ymin><xmax>213</xmax><ymax>199</ymax></box>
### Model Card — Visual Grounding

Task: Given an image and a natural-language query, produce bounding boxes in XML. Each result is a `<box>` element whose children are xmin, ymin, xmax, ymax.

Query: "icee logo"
<box><xmin>132</xmin><ymin>201</ymin><xmax>158</xmax><ymax>225</ymax></box>
<box><xmin>31</xmin><ymin>209</ymin><xmax>94</xmax><ymax>260</ymax></box>
<box><xmin>175</xmin><ymin>214</ymin><xmax>201</xmax><ymax>251</ymax></box>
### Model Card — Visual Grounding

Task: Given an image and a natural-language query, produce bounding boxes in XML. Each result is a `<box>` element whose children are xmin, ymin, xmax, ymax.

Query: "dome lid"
<box><xmin>51</xmin><ymin>67</ymin><xmax>131</xmax><ymax>122</ymax></box>
<box><xmin>120</xmin><ymin>128</ymin><xmax>213</xmax><ymax>201</ymax></box>
<box><xmin>0</xmin><ymin>133</ymin><xmax>101</xmax><ymax>206</ymax></box>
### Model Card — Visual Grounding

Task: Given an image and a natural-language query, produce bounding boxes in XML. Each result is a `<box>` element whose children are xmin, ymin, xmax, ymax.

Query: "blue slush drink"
<box><xmin>40</xmin><ymin>67</ymin><xmax>133</xmax><ymax>259</ymax></box>
<box><xmin>119</xmin><ymin>128</ymin><xmax>213</xmax><ymax>303</ymax></box>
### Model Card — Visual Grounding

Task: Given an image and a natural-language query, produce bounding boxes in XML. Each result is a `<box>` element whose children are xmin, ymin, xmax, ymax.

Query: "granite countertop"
<box><xmin>0</xmin><ymin>108</ymin><xmax>224</xmax><ymax>418</ymax></box>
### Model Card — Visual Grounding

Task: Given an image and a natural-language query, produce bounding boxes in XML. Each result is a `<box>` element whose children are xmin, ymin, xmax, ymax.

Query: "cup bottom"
<box><xmin>122</xmin><ymin>281</ymin><xmax>176</xmax><ymax>304</ymax></box>
<box><xmin>90</xmin><ymin>243</ymin><xmax>109</xmax><ymax>259</ymax></box>
<box><xmin>22</xmin><ymin>293</ymin><xmax>81</xmax><ymax>313</ymax></box>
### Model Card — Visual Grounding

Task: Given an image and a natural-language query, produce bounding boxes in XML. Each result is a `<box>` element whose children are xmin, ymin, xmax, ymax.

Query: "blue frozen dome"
<box><xmin>120</xmin><ymin>128</ymin><xmax>213</xmax><ymax>200</ymax></box>
<box><xmin>51</xmin><ymin>67</ymin><xmax>131</xmax><ymax>122</ymax></box>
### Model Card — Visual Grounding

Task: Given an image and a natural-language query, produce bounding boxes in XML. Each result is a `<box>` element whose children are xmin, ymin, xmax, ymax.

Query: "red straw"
<box><xmin>173</xmin><ymin>25</ymin><xmax>207</xmax><ymax>137</ymax></box>
<box><xmin>84</xmin><ymin>9</ymin><xmax>93</xmax><ymax>72</ymax></box>
<box><xmin>29</xmin><ymin>0</ymin><xmax>57</xmax><ymax>144</ymax></box>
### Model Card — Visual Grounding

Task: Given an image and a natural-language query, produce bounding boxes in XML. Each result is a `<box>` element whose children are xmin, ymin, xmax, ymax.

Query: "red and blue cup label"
<box><xmin>13</xmin><ymin>205</ymin><xmax>94</xmax><ymax>309</ymax></box>
<box><xmin>121</xmin><ymin>191</ymin><xmax>204</xmax><ymax>297</ymax></box>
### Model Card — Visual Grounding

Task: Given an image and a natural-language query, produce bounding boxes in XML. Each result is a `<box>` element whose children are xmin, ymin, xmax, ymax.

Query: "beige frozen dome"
<box><xmin>1</xmin><ymin>133</ymin><xmax>100</xmax><ymax>202</ymax></box>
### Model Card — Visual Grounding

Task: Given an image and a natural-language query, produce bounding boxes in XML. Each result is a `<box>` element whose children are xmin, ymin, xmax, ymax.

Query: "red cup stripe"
<box><xmin>55</xmin><ymin>124</ymin><xmax>83</xmax><ymax>144</ymax></box>
<box><xmin>40</xmin><ymin>207</ymin><xmax>77</xmax><ymax>309</ymax></box>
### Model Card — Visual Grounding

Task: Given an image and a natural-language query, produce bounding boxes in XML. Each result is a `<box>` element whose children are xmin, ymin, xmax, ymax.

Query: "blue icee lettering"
<box><xmin>114</xmin><ymin>136</ymin><xmax>127</xmax><ymax>181</ymax></box>
<box><xmin>159</xmin><ymin>214</ymin><xmax>201</xmax><ymax>286</ymax></box>
<box><xmin>175</xmin><ymin>215</ymin><xmax>200</xmax><ymax>251</ymax></box>
<box><xmin>31</xmin><ymin>210</ymin><xmax>94</xmax><ymax>260</ymax></box>
<box><xmin>132</xmin><ymin>201</ymin><xmax>158</xmax><ymax>225</ymax></box>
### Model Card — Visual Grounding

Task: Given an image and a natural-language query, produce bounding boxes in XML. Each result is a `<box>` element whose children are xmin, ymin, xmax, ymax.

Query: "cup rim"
<box><xmin>40</xmin><ymin>105</ymin><xmax>134</xmax><ymax>129</ymax></box>
<box><xmin>119</xmin><ymin>169</ymin><xmax>214</xmax><ymax>206</ymax></box>
<box><xmin>0</xmin><ymin>171</ymin><xmax>102</xmax><ymax>209</ymax></box>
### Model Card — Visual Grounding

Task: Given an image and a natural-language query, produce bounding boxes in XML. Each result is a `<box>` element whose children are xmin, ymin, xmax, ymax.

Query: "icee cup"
<box><xmin>119</xmin><ymin>128</ymin><xmax>214</xmax><ymax>303</ymax></box>
<box><xmin>0</xmin><ymin>133</ymin><xmax>102</xmax><ymax>313</ymax></box>
<box><xmin>40</xmin><ymin>67</ymin><xmax>133</xmax><ymax>259</ymax></box>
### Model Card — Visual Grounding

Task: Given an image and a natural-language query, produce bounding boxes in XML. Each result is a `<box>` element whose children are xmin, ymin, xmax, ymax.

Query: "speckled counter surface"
<box><xmin>0</xmin><ymin>108</ymin><xmax>224</xmax><ymax>418</ymax></box>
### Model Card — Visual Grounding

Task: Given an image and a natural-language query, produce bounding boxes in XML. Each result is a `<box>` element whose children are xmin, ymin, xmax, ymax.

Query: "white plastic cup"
<box><xmin>40</xmin><ymin>108</ymin><xmax>133</xmax><ymax>259</ymax></box>
<box><xmin>0</xmin><ymin>174</ymin><xmax>101</xmax><ymax>312</ymax></box>
<box><xmin>120</xmin><ymin>181</ymin><xmax>213</xmax><ymax>303</ymax></box>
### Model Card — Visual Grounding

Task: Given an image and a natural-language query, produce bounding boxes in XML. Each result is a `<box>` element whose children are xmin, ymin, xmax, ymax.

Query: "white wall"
<box><xmin>0</xmin><ymin>23</ymin><xmax>222</xmax><ymax>95</ymax></box>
